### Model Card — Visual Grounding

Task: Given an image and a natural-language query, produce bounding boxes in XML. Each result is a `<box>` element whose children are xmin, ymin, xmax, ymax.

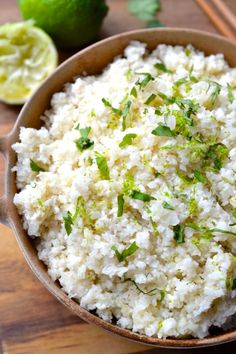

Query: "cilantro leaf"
<box><xmin>232</xmin><ymin>278</ymin><xmax>236</xmax><ymax>290</ymax></box>
<box><xmin>174</xmin><ymin>77</ymin><xmax>188</xmax><ymax>87</ymax></box>
<box><xmin>75</xmin><ymin>126</ymin><xmax>94</xmax><ymax>152</ymax></box>
<box><xmin>145</xmin><ymin>19</ymin><xmax>164</xmax><ymax>28</ymax></box>
<box><xmin>173</xmin><ymin>224</ymin><xmax>184</xmax><ymax>243</ymax></box>
<box><xmin>124</xmin><ymin>278</ymin><xmax>158</xmax><ymax>295</ymax></box>
<box><xmin>206</xmin><ymin>143</ymin><xmax>229</xmax><ymax>171</ymax></box>
<box><xmin>102</xmin><ymin>98</ymin><xmax>122</xmax><ymax>115</ymax></box>
<box><xmin>111</xmin><ymin>242</ymin><xmax>139</xmax><ymax>262</ymax></box>
<box><xmin>162</xmin><ymin>201</ymin><xmax>174</xmax><ymax>210</ymax></box>
<box><xmin>227</xmin><ymin>83</ymin><xmax>234</xmax><ymax>104</ymax></box>
<box><xmin>119</xmin><ymin>133</ymin><xmax>137</xmax><ymax>148</ymax></box>
<box><xmin>30</xmin><ymin>159</ymin><xmax>46</xmax><ymax>172</ymax></box>
<box><xmin>131</xmin><ymin>190</ymin><xmax>156</xmax><ymax>202</ymax></box>
<box><xmin>122</xmin><ymin>100</ymin><xmax>132</xmax><ymax>131</ymax></box>
<box><xmin>145</xmin><ymin>93</ymin><xmax>157</xmax><ymax>105</ymax></box>
<box><xmin>117</xmin><ymin>194</ymin><xmax>124</xmax><ymax>217</ymax></box>
<box><xmin>154</xmin><ymin>62</ymin><xmax>173</xmax><ymax>74</ymax></box>
<box><xmin>128</xmin><ymin>0</ymin><xmax>161</xmax><ymax>20</ymax></box>
<box><xmin>194</xmin><ymin>170</ymin><xmax>206</xmax><ymax>183</ymax></box>
<box><xmin>136</xmin><ymin>73</ymin><xmax>154</xmax><ymax>89</ymax></box>
<box><xmin>63</xmin><ymin>211</ymin><xmax>74</xmax><ymax>236</ymax></box>
<box><xmin>95</xmin><ymin>152</ymin><xmax>110</xmax><ymax>180</ymax></box>
<box><xmin>130</xmin><ymin>86</ymin><xmax>138</xmax><ymax>98</ymax></box>
<box><xmin>123</xmin><ymin>174</ymin><xmax>136</xmax><ymax>196</ymax></box>
<box><xmin>207</xmin><ymin>81</ymin><xmax>222</xmax><ymax>104</ymax></box>
<box><xmin>152</xmin><ymin>123</ymin><xmax>175</xmax><ymax>137</ymax></box>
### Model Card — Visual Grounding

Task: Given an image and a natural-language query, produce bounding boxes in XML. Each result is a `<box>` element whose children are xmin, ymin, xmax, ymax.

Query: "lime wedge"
<box><xmin>0</xmin><ymin>21</ymin><xmax>58</xmax><ymax>105</ymax></box>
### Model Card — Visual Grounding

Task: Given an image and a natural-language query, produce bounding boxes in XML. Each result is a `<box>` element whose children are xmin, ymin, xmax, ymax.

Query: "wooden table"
<box><xmin>1</xmin><ymin>1</ymin><xmax>236</xmax><ymax>353</ymax></box>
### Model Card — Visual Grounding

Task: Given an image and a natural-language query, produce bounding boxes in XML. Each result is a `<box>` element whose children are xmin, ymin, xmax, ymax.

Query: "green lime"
<box><xmin>18</xmin><ymin>0</ymin><xmax>109</xmax><ymax>48</ymax></box>
<box><xmin>0</xmin><ymin>21</ymin><xmax>58</xmax><ymax>105</ymax></box>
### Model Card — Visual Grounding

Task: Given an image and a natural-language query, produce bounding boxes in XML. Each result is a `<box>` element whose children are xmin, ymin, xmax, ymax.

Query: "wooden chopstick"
<box><xmin>212</xmin><ymin>0</ymin><xmax>236</xmax><ymax>32</ymax></box>
<box><xmin>195</xmin><ymin>0</ymin><xmax>236</xmax><ymax>40</ymax></box>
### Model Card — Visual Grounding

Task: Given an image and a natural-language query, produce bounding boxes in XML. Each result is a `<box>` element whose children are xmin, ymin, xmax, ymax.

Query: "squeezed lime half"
<box><xmin>0</xmin><ymin>21</ymin><xmax>58</xmax><ymax>104</ymax></box>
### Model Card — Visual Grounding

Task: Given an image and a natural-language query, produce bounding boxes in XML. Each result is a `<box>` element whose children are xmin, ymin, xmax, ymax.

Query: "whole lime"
<box><xmin>18</xmin><ymin>0</ymin><xmax>108</xmax><ymax>48</ymax></box>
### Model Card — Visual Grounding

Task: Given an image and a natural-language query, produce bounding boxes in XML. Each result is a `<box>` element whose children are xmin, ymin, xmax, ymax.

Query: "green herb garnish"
<box><xmin>154</xmin><ymin>62</ymin><xmax>173</xmax><ymax>74</ymax></box>
<box><xmin>119</xmin><ymin>133</ymin><xmax>137</xmax><ymax>148</ymax></box>
<box><xmin>30</xmin><ymin>159</ymin><xmax>46</xmax><ymax>172</ymax></box>
<box><xmin>130</xmin><ymin>86</ymin><xmax>138</xmax><ymax>98</ymax></box>
<box><xmin>194</xmin><ymin>169</ymin><xmax>206</xmax><ymax>183</ymax></box>
<box><xmin>131</xmin><ymin>190</ymin><xmax>156</xmax><ymax>202</ymax></box>
<box><xmin>152</xmin><ymin>123</ymin><xmax>175</xmax><ymax>137</ymax></box>
<box><xmin>145</xmin><ymin>19</ymin><xmax>164</xmax><ymax>28</ymax></box>
<box><xmin>111</xmin><ymin>241</ymin><xmax>139</xmax><ymax>262</ymax></box>
<box><xmin>75</xmin><ymin>126</ymin><xmax>94</xmax><ymax>152</ymax></box>
<box><xmin>227</xmin><ymin>83</ymin><xmax>234</xmax><ymax>104</ymax></box>
<box><xmin>145</xmin><ymin>93</ymin><xmax>157</xmax><ymax>105</ymax></box>
<box><xmin>232</xmin><ymin>278</ymin><xmax>236</xmax><ymax>290</ymax></box>
<box><xmin>174</xmin><ymin>77</ymin><xmax>187</xmax><ymax>87</ymax></box>
<box><xmin>136</xmin><ymin>73</ymin><xmax>154</xmax><ymax>89</ymax></box>
<box><xmin>37</xmin><ymin>198</ymin><xmax>46</xmax><ymax>212</ymax></box>
<box><xmin>206</xmin><ymin>143</ymin><xmax>229</xmax><ymax>171</ymax></box>
<box><xmin>63</xmin><ymin>211</ymin><xmax>74</xmax><ymax>236</ymax></box>
<box><xmin>207</xmin><ymin>81</ymin><xmax>221</xmax><ymax>104</ymax></box>
<box><xmin>95</xmin><ymin>152</ymin><xmax>110</xmax><ymax>180</ymax></box>
<box><xmin>173</xmin><ymin>224</ymin><xmax>184</xmax><ymax>243</ymax></box>
<box><xmin>128</xmin><ymin>0</ymin><xmax>161</xmax><ymax>20</ymax></box>
<box><xmin>117</xmin><ymin>194</ymin><xmax>124</xmax><ymax>217</ymax></box>
<box><xmin>124</xmin><ymin>278</ymin><xmax>158</xmax><ymax>295</ymax></box>
<box><xmin>102</xmin><ymin>98</ymin><xmax>122</xmax><ymax>115</ymax></box>
<box><xmin>162</xmin><ymin>201</ymin><xmax>174</xmax><ymax>210</ymax></box>
<box><xmin>122</xmin><ymin>100</ymin><xmax>132</xmax><ymax>131</ymax></box>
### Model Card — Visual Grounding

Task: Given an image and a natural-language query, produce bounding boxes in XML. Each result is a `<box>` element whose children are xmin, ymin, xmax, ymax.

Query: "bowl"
<box><xmin>1</xmin><ymin>28</ymin><xmax>236</xmax><ymax>348</ymax></box>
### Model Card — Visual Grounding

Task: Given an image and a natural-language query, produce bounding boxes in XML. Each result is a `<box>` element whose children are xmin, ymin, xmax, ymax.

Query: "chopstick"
<box><xmin>212</xmin><ymin>0</ymin><xmax>236</xmax><ymax>32</ymax></box>
<box><xmin>195</xmin><ymin>0</ymin><xmax>236</xmax><ymax>40</ymax></box>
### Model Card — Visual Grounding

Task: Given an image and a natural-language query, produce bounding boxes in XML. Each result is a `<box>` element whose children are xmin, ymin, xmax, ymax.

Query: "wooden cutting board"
<box><xmin>1</xmin><ymin>0</ymin><xmax>236</xmax><ymax>353</ymax></box>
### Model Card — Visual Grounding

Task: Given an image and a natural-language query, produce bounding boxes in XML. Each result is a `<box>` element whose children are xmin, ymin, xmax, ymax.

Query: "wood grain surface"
<box><xmin>1</xmin><ymin>0</ymin><xmax>236</xmax><ymax>353</ymax></box>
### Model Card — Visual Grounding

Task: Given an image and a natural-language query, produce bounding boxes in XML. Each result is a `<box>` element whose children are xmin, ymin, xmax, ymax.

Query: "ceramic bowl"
<box><xmin>1</xmin><ymin>28</ymin><xmax>236</xmax><ymax>348</ymax></box>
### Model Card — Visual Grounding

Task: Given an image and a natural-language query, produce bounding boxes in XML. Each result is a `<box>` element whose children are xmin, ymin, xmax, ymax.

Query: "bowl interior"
<box><xmin>6</xmin><ymin>28</ymin><xmax>236</xmax><ymax>348</ymax></box>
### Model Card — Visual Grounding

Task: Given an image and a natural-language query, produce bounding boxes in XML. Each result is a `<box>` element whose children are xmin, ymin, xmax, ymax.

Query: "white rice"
<box><xmin>13</xmin><ymin>42</ymin><xmax>236</xmax><ymax>338</ymax></box>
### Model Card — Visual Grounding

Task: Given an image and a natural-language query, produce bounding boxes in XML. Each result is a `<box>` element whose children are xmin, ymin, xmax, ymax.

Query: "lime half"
<box><xmin>0</xmin><ymin>21</ymin><xmax>58</xmax><ymax>105</ymax></box>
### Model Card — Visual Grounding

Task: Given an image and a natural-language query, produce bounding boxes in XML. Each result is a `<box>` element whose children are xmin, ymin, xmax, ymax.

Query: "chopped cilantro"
<box><xmin>136</xmin><ymin>73</ymin><xmax>154</xmax><ymax>89</ymax></box>
<box><xmin>37</xmin><ymin>198</ymin><xmax>46</xmax><ymax>212</ymax></box>
<box><xmin>207</xmin><ymin>81</ymin><xmax>221</xmax><ymax>104</ymax></box>
<box><xmin>131</xmin><ymin>190</ymin><xmax>156</xmax><ymax>202</ymax></box>
<box><xmin>102</xmin><ymin>98</ymin><xmax>122</xmax><ymax>115</ymax></box>
<box><xmin>145</xmin><ymin>19</ymin><xmax>164</xmax><ymax>28</ymax></box>
<box><xmin>128</xmin><ymin>0</ymin><xmax>161</xmax><ymax>20</ymax></box>
<box><xmin>124</xmin><ymin>278</ymin><xmax>158</xmax><ymax>295</ymax></box>
<box><xmin>174</xmin><ymin>77</ymin><xmax>187</xmax><ymax>87</ymax></box>
<box><xmin>160</xmin><ymin>289</ymin><xmax>166</xmax><ymax>301</ymax></box>
<box><xmin>194</xmin><ymin>170</ymin><xmax>206</xmax><ymax>183</ymax></box>
<box><xmin>185</xmin><ymin>48</ymin><xmax>192</xmax><ymax>57</ymax></box>
<box><xmin>75</xmin><ymin>126</ymin><xmax>94</xmax><ymax>152</ymax></box>
<box><xmin>154</xmin><ymin>62</ymin><xmax>173</xmax><ymax>74</ymax></box>
<box><xmin>130</xmin><ymin>86</ymin><xmax>138</xmax><ymax>98</ymax></box>
<box><xmin>186</xmin><ymin>223</ymin><xmax>236</xmax><ymax>237</ymax></box>
<box><xmin>117</xmin><ymin>194</ymin><xmax>124</xmax><ymax>217</ymax></box>
<box><xmin>232</xmin><ymin>278</ymin><xmax>236</xmax><ymax>290</ymax></box>
<box><xmin>162</xmin><ymin>201</ymin><xmax>174</xmax><ymax>210</ymax></box>
<box><xmin>30</xmin><ymin>159</ymin><xmax>46</xmax><ymax>172</ymax></box>
<box><xmin>95</xmin><ymin>152</ymin><xmax>110</xmax><ymax>180</ymax></box>
<box><xmin>122</xmin><ymin>100</ymin><xmax>132</xmax><ymax>131</ymax></box>
<box><xmin>119</xmin><ymin>133</ymin><xmax>137</xmax><ymax>148</ymax></box>
<box><xmin>173</xmin><ymin>224</ymin><xmax>184</xmax><ymax>243</ymax></box>
<box><xmin>158</xmin><ymin>92</ymin><xmax>175</xmax><ymax>104</ymax></box>
<box><xmin>63</xmin><ymin>211</ymin><xmax>74</xmax><ymax>236</ymax></box>
<box><xmin>63</xmin><ymin>196</ymin><xmax>86</xmax><ymax>236</ymax></box>
<box><xmin>206</xmin><ymin>143</ymin><xmax>229</xmax><ymax>171</ymax></box>
<box><xmin>232</xmin><ymin>209</ymin><xmax>236</xmax><ymax>218</ymax></box>
<box><xmin>227</xmin><ymin>83</ymin><xmax>234</xmax><ymax>104</ymax></box>
<box><xmin>111</xmin><ymin>241</ymin><xmax>139</xmax><ymax>262</ymax></box>
<box><xmin>152</xmin><ymin>123</ymin><xmax>175</xmax><ymax>137</ymax></box>
<box><xmin>144</xmin><ymin>93</ymin><xmax>157</xmax><ymax>105</ymax></box>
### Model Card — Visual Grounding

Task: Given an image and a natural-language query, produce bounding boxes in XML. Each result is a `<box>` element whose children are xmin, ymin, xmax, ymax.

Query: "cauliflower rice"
<box><xmin>13</xmin><ymin>42</ymin><xmax>236</xmax><ymax>338</ymax></box>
